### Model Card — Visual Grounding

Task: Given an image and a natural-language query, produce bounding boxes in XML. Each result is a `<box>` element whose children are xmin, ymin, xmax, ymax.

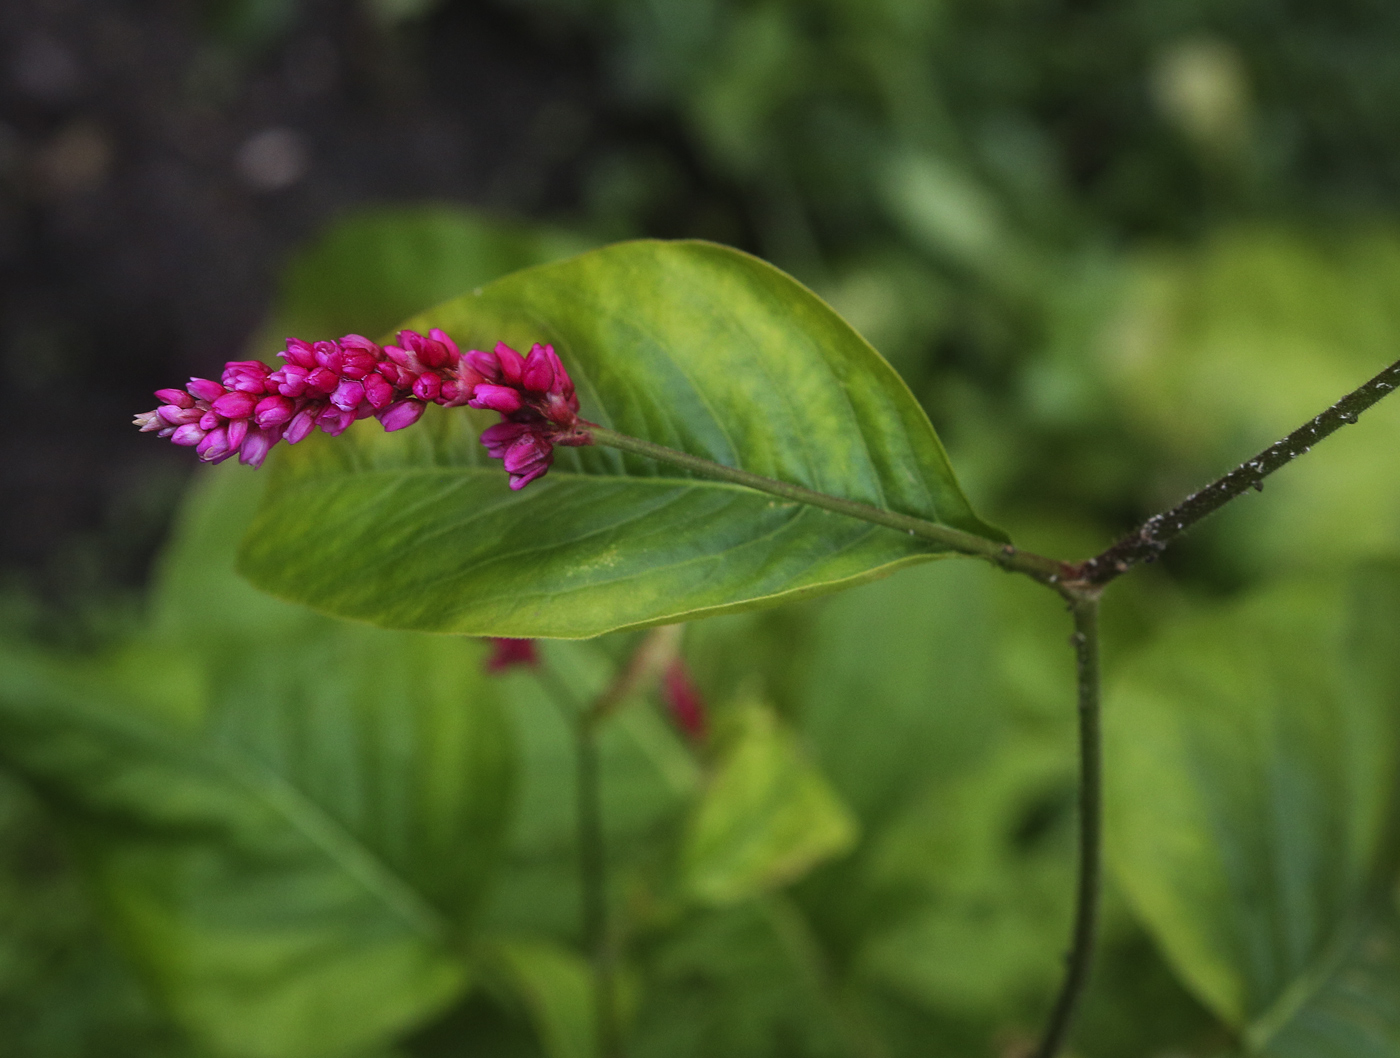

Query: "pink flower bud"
<box><xmin>157</xmin><ymin>404</ymin><xmax>201</xmax><ymax>426</ymax></box>
<box><xmin>170</xmin><ymin>423</ymin><xmax>206</xmax><ymax>446</ymax></box>
<box><xmin>187</xmin><ymin>378</ymin><xmax>225</xmax><ymax>402</ymax></box>
<box><xmin>521</xmin><ymin>344</ymin><xmax>555</xmax><ymax>393</ymax></box>
<box><xmin>155</xmin><ymin>388</ymin><xmax>194</xmax><ymax>408</ymax></box>
<box><xmin>494</xmin><ymin>342</ymin><xmax>525</xmax><ymax>385</ymax></box>
<box><xmin>480</xmin><ymin>420</ymin><xmax>530</xmax><ymax>458</ymax></box>
<box><xmin>503</xmin><ymin>431</ymin><xmax>550</xmax><ymax>474</ymax></box>
<box><xmin>226</xmin><ymin>417</ymin><xmax>249</xmax><ymax>451</ymax></box>
<box><xmin>254</xmin><ymin>394</ymin><xmax>295</xmax><ymax>427</ymax></box>
<box><xmin>283</xmin><ymin>338</ymin><xmax>317</xmax><ymax>368</ymax></box>
<box><xmin>330</xmin><ymin>379</ymin><xmax>365</xmax><ymax>412</ymax></box>
<box><xmin>430</xmin><ymin>328</ymin><xmax>460</xmax><ymax>358</ymax></box>
<box><xmin>197</xmin><ymin>425</ymin><xmax>232</xmax><ymax>463</ymax></box>
<box><xmin>470</xmin><ymin>384</ymin><xmax>524</xmax><ymax>414</ymax></box>
<box><xmin>284</xmin><ymin>408</ymin><xmax>317</xmax><ymax>444</ymax></box>
<box><xmin>238</xmin><ymin>426</ymin><xmax>277</xmax><ymax>468</ymax></box>
<box><xmin>412</xmin><ymin>371</ymin><xmax>442</xmax><ymax>401</ymax></box>
<box><xmin>199</xmin><ymin>410</ymin><xmax>220</xmax><ymax>431</ymax></box>
<box><xmin>340</xmin><ymin>334</ymin><xmax>378</xmax><ymax>353</ymax></box>
<box><xmin>222</xmin><ymin>360</ymin><xmax>271</xmax><ymax>393</ymax></box>
<box><xmin>307</xmin><ymin>367</ymin><xmax>339</xmax><ymax>394</ymax></box>
<box><xmin>271</xmin><ymin>364</ymin><xmax>309</xmax><ymax>397</ymax></box>
<box><xmin>464</xmin><ymin>349</ymin><xmax>500</xmax><ymax>382</ymax></box>
<box><xmin>377</xmin><ymin>399</ymin><xmax>425</xmax><ymax>432</ymax></box>
<box><xmin>364</xmin><ymin>373</ymin><xmax>394</xmax><ymax>409</ymax></box>
<box><xmin>316</xmin><ymin>405</ymin><xmax>356</xmax><ymax>437</ymax></box>
<box><xmin>314</xmin><ymin>341</ymin><xmax>342</xmax><ymax>372</ymax></box>
<box><xmin>211</xmin><ymin>391</ymin><xmax>257</xmax><ymax>419</ymax></box>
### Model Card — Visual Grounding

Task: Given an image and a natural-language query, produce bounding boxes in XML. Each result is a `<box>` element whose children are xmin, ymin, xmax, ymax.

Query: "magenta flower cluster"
<box><xmin>134</xmin><ymin>329</ymin><xmax>589</xmax><ymax>488</ymax></box>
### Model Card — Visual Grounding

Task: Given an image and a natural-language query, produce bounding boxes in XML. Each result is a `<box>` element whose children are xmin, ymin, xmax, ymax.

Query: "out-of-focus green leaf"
<box><xmin>1106</xmin><ymin>570</ymin><xmax>1400</xmax><ymax>1054</ymax></box>
<box><xmin>1100</xmin><ymin>228</ymin><xmax>1400</xmax><ymax>575</ymax></box>
<box><xmin>489</xmin><ymin>938</ymin><xmax>597</xmax><ymax>1058</ymax></box>
<box><xmin>855</xmin><ymin>734</ymin><xmax>1075</xmax><ymax>1015</ymax></box>
<box><xmin>474</xmin><ymin>637</ymin><xmax>692</xmax><ymax>943</ymax></box>
<box><xmin>626</xmin><ymin>900</ymin><xmax>850</xmax><ymax>1058</ymax></box>
<box><xmin>682</xmin><ymin>700</ymin><xmax>857</xmax><ymax>905</ymax></box>
<box><xmin>797</xmin><ymin>559</ymin><xmax>1002</xmax><ymax>824</ymax></box>
<box><xmin>0</xmin><ymin>467</ymin><xmax>517</xmax><ymax>1058</ymax></box>
<box><xmin>240</xmin><ymin>240</ymin><xmax>1004</xmax><ymax>639</ymax></box>
<box><xmin>256</xmin><ymin>205</ymin><xmax>589</xmax><ymax>358</ymax></box>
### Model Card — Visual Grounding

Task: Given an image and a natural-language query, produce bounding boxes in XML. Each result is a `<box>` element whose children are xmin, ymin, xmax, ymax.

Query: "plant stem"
<box><xmin>533</xmin><ymin>664</ymin><xmax>624</xmax><ymax>1058</ymax></box>
<box><xmin>1033</xmin><ymin>594</ymin><xmax>1102</xmax><ymax>1058</ymax></box>
<box><xmin>574</xmin><ymin>712</ymin><xmax>623</xmax><ymax>1058</ymax></box>
<box><xmin>586</xmin><ymin>425</ymin><xmax>1073</xmax><ymax>593</ymax></box>
<box><xmin>1070</xmin><ymin>356</ymin><xmax>1400</xmax><ymax>587</ymax></box>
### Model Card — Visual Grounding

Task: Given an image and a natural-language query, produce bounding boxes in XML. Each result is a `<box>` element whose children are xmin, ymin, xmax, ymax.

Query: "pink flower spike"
<box><xmin>155</xmin><ymin>388</ymin><xmax>193</xmax><ymax>408</ymax></box>
<box><xmin>485</xmin><ymin>638</ymin><xmax>538</xmax><ymax>672</ymax></box>
<box><xmin>377</xmin><ymin>398</ymin><xmax>425</xmax><ymax>432</ymax></box>
<box><xmin>470</xmin><ymin>384</ymin><xmax>524</xmax><ymax>414</ymax></box>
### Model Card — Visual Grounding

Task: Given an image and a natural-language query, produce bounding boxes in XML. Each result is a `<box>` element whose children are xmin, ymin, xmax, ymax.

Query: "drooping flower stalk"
<box><xmin>135</xmin><ymin>330</ymin><xmax>591</xmax><ymax>488</ymax></box>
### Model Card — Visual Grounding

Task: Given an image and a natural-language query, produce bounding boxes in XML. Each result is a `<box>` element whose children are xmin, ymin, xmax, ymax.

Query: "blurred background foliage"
<box><xmin>4</xmin><ymin>0</ymin><xmax>1400</xmax><ymax>1055</ymax></box>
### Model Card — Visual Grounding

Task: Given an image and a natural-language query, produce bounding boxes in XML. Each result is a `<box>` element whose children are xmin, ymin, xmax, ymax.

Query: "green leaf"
<box><xmin>796</xmin><ymin>559</ymin><xmax>1002</xmax><ymax>823</ymax></box>
<box><xmin>0</xmin><ymin>469</ymin><xmax>517</xmax><ymax>1058</ymax></box>
<box><xmin>1106</xmin><ymin>571</ymin><xmax>1400</xmax><ymax>1054</ymax></box>
<box><xmin>240</xmin><ymin>240</ymin><xmax>1003</xmax><ymax>638</ymax></box>
<box><xmin>1252</xmin><ymin>909</ymin><xmax>1400</xmax><ymax>1058</ymax></box>
<box><xmin>682</xmin><ymin>699</ymin><xmax>858</xmax><ymax>905</ymax></box>
<box><xmin>488</xmin><ymin>938</ymin><xmax>598</xmax><ymax>1058</ymax></box>
<box><xmin>854</xmin><ymin>734</ymin><xmax>1075</xmax><ymax>1015</ymax></box>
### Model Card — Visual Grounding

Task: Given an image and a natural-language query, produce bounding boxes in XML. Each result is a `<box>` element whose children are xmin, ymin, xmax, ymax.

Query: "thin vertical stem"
<box><xmin>1033</xmin><ymin>594</ymin><xmax>1103</xmax><ymax>1058</ymax></box>
<box><xmin>574</xmin><ymin>713</ymin><xmax>623</xmax><ymax>1058</ymax></box>
<box><xmin>533</xmin><ymin>662</ymin><xmax>624</xmax><ymax>1058</ymax></box>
